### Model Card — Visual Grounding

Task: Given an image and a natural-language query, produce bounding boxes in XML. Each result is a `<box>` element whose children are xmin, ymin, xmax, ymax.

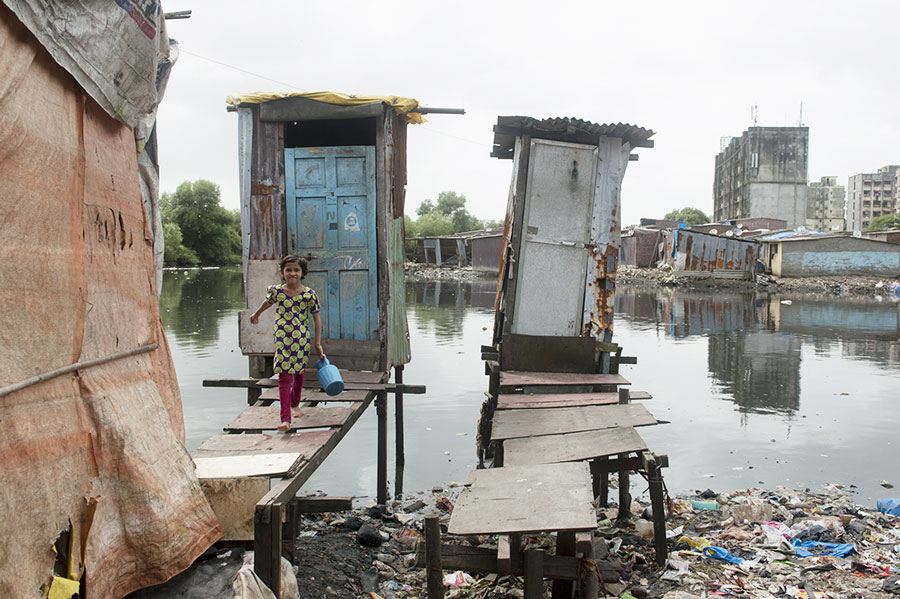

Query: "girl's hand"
<box><xmin>250</xmin><ymin>314</ymin><xmax>259</xmax><ymax>325</ymax></box>
<box><xmin>315</xmin><ymin>343</ymin><xmax>325</xmax><ymax>359</ymax></box>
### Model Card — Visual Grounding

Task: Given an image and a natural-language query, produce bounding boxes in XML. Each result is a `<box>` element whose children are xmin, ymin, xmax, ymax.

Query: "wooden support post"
<box><xmin>590</xmin><ymin>457</ymin><xmax>609</xmax><ymax>505</ymax></box>
<box><xmin>524</xmin><ymin>548</ymin><xmax>545</xmax><ymax>599</ymax></box>
<box><xmin>575</xmin><ymin>533</ymin><xmax>599</xmax><ymax>599</ymax></box>
<box><xmin>643</xmin><ymin>452</ymin><xmax>668</xmax><ymax>567</ymax></box>
<box><xmin>254</xmin><ymin>503</ymin><xmax>283</xmax><ymax>598</ymax></box>
<box><xmin>394</xmin><ymin>365</ymin><xmax>405</xmax><ymax>499</ymax></box>
<box><xmin>248</xmin><ymin>356</ymin><xmax>268</xmax><ymax>405</ymax></box>
<box><xmin>552</xmin><ymin>531</ymin><xmax>575</xmax><ymax>599</ymax></box>
<box><xmin>376</xmin><ymin>391</ymin><xmax>388</xmax><ymax>505</ymax></box>
<box><xmin>281</xmin><ymin>499</ymin><xmax>300</xmax><ymax>563</ymax></box>
<box><xmin>424</xmin><ymin>516</ymin><xmax>444</xmax><ymax>599</ymax></box>
<box><xmin>617</xmin><ymin>389</ymin><xmax>631</xmax><ymax>521</ymax></box>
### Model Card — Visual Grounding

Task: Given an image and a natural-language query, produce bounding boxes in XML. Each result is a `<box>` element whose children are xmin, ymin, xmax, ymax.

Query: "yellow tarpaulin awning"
<box><xmin>225</xmin><ymin>91</ymin><xmax>426</xmax><ymax>124</ymax></box>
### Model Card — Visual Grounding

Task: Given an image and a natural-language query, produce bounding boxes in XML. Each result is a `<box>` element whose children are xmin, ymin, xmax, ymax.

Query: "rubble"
<box><xmin>289</xmin><ymin>483</ymin><xmax>900</xmax><ymax>599</ymax></box>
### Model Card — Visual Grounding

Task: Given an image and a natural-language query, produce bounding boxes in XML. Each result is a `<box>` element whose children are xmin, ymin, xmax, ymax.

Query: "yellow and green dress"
<box><xmin>266</xmin><ymin>284</ymin><xmax>320</xmax><ymax>374</ymax></box>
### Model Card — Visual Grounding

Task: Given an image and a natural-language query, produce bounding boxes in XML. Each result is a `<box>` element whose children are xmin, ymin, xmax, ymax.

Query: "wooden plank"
<box><xmin>500</xmin><ymin>334</ymin><xmax>598</xmax><ymax>373</ymax></box>
<box><xmin>193</xmin><ymin>429</ymin><xmax>336</xmax><ymax>458</ymax></box>
<box><xmin>449</xmin><ymin>462</ymin><xmax>596</xmax><ymax>535</ymax></box>
<box><xmin>499</xmin><ymin>371</ymin><xmax>630</xmax><ymax>388</ymax></box>
<box><xmin>193</xmin><ymin>452</ymin><xmax>302</xmax><ymax>479</ymax></box>
<box><xmin>490</xmin><ymin>404</ymin><xmax>657</xmax><ymax>441</ymax></box>
<box><xmin>413</xmin><ymin>543</ymin><xmax>622</xmax><ymax>582</ymax></box>
<box><xmin>203</xmin><ymin>377</ymin><xmax>260</xmax><ymax>388</ymax></box>
<box><xmin>257</xmin><ymin>392</ymin><xmax>375</xmax><ymax>506</ymax></box>
<box><xmin>295</xmin><ymin>496</ymin><xmax>352</xmax><ymax>514</ymax></box>
<box><xmin>497</xmin><ymin>390</ymin><xmax>651</xmax><ymax>409</ymax></box>
<box><xmin>257</xmin><ymin>370</ymin><xmax>387</xmax><ymax>388</ymax></box>
<box><xmin>503</xmin><ymin>427</ymin><xmax>649</xmax><ymax>467</ymax></box>
<box><xmin>223</xmin><ymin>405</ymin><xmax>352</xmax><ymax>432</ymax></box>
<box><xmin>259</xmin><ymin>387</ymin><xmax>370</xmax><ymax>403</ymax></box>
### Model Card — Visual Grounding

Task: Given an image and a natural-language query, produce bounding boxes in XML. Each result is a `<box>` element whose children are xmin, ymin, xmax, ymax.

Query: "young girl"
<box><xmin>250</xmin><ymin>255</ymin><xmax>325</xmax><ymax>432</ymax></box>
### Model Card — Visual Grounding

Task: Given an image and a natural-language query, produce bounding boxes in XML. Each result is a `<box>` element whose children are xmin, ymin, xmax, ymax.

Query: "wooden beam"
<box><xmin>254</xmin><ymin>503</ymin><xmax>283</xmax><ymax>598</ymax></box>
<box><xmin>425</xmin><ymin>516</ymin><xmax>444</xmax><ymax>599</ymax></box>
<box><xmin>524</xmin><ymin>549</ymin><xmax>544</xmax><ymax>599</ymax></box>
<box><xmin>294</xmin><ymin>496</ymin><xmax>352</xmax><ymax>514</ymax></box>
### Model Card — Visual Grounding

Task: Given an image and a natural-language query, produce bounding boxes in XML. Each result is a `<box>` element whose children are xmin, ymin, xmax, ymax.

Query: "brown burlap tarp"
<box><xmin>0</xmin><ymin>8</ymin><xmax>222</xmax><ymax>598</ymax></box>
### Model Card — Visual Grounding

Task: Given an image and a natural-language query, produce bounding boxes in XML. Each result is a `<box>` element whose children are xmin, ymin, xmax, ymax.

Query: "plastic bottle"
<box><xmin>691</xmin><ymin>499</ymin><xmax>720</xmax><ymax>510</ymax></box>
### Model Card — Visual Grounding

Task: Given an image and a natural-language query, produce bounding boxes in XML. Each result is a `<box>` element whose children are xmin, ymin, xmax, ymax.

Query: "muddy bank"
<box><xmin>617</xmin><ymin>265</ymin><xmax>900</xmax><ymax>299</ymax></box>
<box><xmin>286</xmin><ymin>482</ymin><xmax>900</xmax><ymax>599</ymax></box>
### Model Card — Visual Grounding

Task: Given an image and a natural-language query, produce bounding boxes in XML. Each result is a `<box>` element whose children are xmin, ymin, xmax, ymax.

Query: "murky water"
<box><xmin>161</xmin><ymin>268</ymin><xmax>900</xmax><ymax>505</ymax></box>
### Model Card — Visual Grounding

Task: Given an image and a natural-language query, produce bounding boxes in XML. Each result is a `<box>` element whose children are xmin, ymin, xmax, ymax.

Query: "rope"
<box><xmin>578</xmin><ymin>556</ymin><xmax>607</xmax><ymax>597</ymax></box>
<box><xmin>0</xmin><ymin>343</ymin><xmax>158</xmax><ymax>397</ymax></box>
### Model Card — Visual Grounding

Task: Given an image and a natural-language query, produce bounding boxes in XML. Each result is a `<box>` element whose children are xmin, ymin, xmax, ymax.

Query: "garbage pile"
<box><xmin>291</xmin><ymin>483</ymin><xmax>900</xmax><ymax>599</ymax></box>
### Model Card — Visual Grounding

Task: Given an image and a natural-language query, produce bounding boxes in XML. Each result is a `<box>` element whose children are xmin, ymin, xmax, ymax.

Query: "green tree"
<box><xmin>162</xmin><ymin>221</ymin><xmax>200</xmax><ymax>266</ymax></box>
<box><xmin>416</xmin><ymin>211</ymin><xmax>454</xmax><ymax>236</ymax></box>
<box><xmin>664</xmin><ymin>207</ymin><xmax>710</xmax><ymax>226</ymax></box>
<box><xmin>412</xmin><ymin>191</ymin><xmax>484</xmax><ymax>234</ymax></box>
<box><xmin>416</xmin><ymin>199</ymin><xmax>435</xmax><ymax>216</ymax></box>
<box><xmin>161</xmin><ymin>180</ymin><xmax>241</xmax><ymax>265</ymax></box>
<box><xmin>865</xmin><ymin>213</ymin><xmax>900</xmax><ymax>232</ymax></box>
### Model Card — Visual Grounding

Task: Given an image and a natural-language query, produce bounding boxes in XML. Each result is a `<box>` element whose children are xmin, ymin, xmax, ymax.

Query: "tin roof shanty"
<box><xmin>491</xmin><ymin>115</ymin><xmax>654</xmax><ymax>372</ymax></box>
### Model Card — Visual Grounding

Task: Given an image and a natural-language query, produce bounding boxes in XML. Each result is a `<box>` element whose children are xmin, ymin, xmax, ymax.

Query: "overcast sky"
<box><xmin>157</xmin><ymin>0</ymin><xmax>900</xmax><ymax>226</ymax></box>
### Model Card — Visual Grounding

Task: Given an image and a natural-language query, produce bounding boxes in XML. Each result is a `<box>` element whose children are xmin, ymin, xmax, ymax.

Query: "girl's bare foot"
<box><xmin>292</xmin><ymin>407</ymin><xmax>302</xmax><ymax>419</ymax></box>
<box><xmin>277</xmin><ymin>421</ymin><xmax>291</xmax><ymax>433</ymax></box>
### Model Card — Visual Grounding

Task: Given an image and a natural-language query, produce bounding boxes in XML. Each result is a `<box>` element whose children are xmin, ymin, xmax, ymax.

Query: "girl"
<box><xmin>250</xmin><ymin>255</ymin><xmax>325</xmax><ymax>432</ymax></box>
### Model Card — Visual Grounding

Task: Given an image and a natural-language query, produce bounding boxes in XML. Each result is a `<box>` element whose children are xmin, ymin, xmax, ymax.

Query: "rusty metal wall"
<box><xmin>664</xmin><ymin>229</ymin><xmax>759</xmax><ymax>279</ymax></box>
<box><xmin>249</xmin><ymin>115</ymin><xmax>284</xmax><ymax>261</ymax></box>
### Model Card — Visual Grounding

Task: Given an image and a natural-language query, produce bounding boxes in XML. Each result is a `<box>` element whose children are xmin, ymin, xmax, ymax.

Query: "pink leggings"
<box><xmin>278</xmin><ymin>373</ymin><xmax>305</xmax><ymax>424</ymax></box>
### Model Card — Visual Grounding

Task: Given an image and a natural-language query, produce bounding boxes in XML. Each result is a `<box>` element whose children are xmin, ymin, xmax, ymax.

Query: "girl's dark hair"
<box><xmin>279</xmin><ymin>254</ymin><xmax>308</xmax><ymax>278</ymax></box>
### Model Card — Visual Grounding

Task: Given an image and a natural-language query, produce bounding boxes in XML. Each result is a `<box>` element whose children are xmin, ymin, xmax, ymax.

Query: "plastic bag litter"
<box><xmin>702</xmin><ymin>545</ymin><xmax>745</xmax><ymax>565</ymax></box>
<box><xmin>443</xmin><ymin>571</ymin><xmax>475</xmax><ymax>587</ymax></box>
<box><xmin>761</xmin><ymin>521</ymin><xmax>792</xmax><ymax>545</ymax></box>
<box><xmin>790</xmin><ymin>539</ymin><xmax>856</xmax><ymax>558</ymax></box>
<box><xmin>878</xmin><ymin>498</ymin><xmax>900</xmax><ymax>516</ymax></box>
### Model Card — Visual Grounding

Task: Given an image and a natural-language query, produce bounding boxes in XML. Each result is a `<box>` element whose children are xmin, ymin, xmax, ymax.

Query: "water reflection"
<box><xmin>616</xmin><ymin>286</ymin><xmax>900</xmax><ymax>416</ymax></box>
<box><xmin>405</xmin><ymin>279</ymin><xmax>496</xmax><ymax>343</ymax></box>
<box><xmin>159</xmin><ymin>267</ymin><xmax>245</xmax><ymax>352</ymax></box>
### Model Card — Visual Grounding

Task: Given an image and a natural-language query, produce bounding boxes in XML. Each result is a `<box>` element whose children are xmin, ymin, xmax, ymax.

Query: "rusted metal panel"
<box><xmin>584</xmin><ymin>136</ymin><xmax>630</xmax><ymax>342</ymax></box>
<box><xmin>248</xmin><ymin>113</ymin><xmax>284</xmax><ymax>261</ymax></box>
<box><xmin>663</xmin><ymin>229</ymin><xmax>758</xmax><ymax>279</ymax></box>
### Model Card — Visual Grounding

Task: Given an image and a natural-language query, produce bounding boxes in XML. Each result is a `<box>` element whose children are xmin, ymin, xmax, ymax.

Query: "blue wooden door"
<box><xmin>285</xmin><ymin>146</ymin><xmax>378</xmax><ymax>340</ymax></box>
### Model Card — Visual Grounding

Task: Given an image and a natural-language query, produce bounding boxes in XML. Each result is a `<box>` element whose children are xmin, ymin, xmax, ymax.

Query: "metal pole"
<box><xmin>376</xmin><ymin>391</ymin><xmax>388</xmax><ymax>505</ymax></box>
<box><xmin>394</xmin><ymin>365</ymin><xmax>405</xmax><ymax>499</ymax></box>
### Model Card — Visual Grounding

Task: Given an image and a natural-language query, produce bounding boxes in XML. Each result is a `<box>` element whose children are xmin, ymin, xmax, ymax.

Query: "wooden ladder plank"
<box><xmin>499</xmin><ymin>371</ymin><xmax>630</xmax><ymax>388</ymax></box>
<box><xmin>490</xmin><ymin>404</ymin><xmax>657</xmax><ymax>441</ymax></box>
<box><xmin>497</xmin><ymin>391</ymin><xmax>651</xmax><ymax>409</ymax></box>
<box><xmin>502</xmin><ymin>427</ymin><xmax>649</xmax><ymax>467</ymax></box>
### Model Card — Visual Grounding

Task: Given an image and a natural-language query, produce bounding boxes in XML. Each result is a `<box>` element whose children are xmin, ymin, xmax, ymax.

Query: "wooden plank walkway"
<box><xmin>490</xmin><ymin>403</ymin><xmax>657</xmax><ymax>441</ymax></box>
<box><xmin>497</xmin><ymin>391</ymin><xmax>652</xmax><ymax>410</ymax></box>
<box><xmin>502</xmin><ymin>427</ymin><xmax>649</xmax><ymax>467</ymax></box>
<box><xmin>223</xmin><ymin>405</ymin><xmax>355</xmax><ymax>432</ymax></box>
<box><xmin>194</xmin><ymin>428</ymin><xmax>337</xmax><ymax>459</ymax></box>
<box><xmin>258</xmin><ymin>387</ymin><xmax>370</xmax><ymax>403</ymax></box>
<box><xmin>499</xmin><ymin>371</ymin><xmax>630</xmax><ymax>389</ymax></box>
<box><xmin>448</xmin><ymin>462</ymin><xmax>596</xmax><ymax>535</ymax></box>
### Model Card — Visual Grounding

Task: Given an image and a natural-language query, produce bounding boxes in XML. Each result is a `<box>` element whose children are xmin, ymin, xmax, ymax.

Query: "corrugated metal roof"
<box><xmin>492</xmin><ymin>115</ymin><xmax>654</xmax><ymax>159</ymax></box>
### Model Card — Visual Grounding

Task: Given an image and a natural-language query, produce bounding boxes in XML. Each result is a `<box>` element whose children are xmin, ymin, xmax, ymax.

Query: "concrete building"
<box><xmin>713</xmin><ymin>126</ymin><xmax>809</xmax><ymax>227</ymax></box>
<box><xmin>762</xmin><ymin>234</ymin><xmax>900</xmax><ymax>277</ymax></box>
<box><xmin>847</xmin><ymin>166</ymin><xmax>900</xmax><ymax>232</ymax></box>
<box><xmin>806</xmin><ymin>176</ymin><xmax>845</xmax><ymax>232</ymax></box>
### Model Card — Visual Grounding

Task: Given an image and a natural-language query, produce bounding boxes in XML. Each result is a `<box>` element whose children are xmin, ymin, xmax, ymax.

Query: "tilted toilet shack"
<box><xmin>490</xmin><ymin>116</ymin><xmax>654</xmax><ymax>372</ymax></box>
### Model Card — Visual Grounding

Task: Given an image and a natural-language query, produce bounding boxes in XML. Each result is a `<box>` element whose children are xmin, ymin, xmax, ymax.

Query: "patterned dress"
<box><xmin>266</xmin><ymin>284</ymin><xmax>320</xmax><ymax>374</ymax></box>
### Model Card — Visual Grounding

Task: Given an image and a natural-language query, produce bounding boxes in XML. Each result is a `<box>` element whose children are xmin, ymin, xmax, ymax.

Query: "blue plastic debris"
<box><xmin>878</xmin><ymin>499</ymin><xmax>900</xmax><ymax>516</ymax></box>
<box><xmin>702</xmin><ymin>545</ymin><xmax>745</xmax><ymax>564</ymax></box>
<box><xmin>790</xmin><ymin>539</ymin><xmax>856</xmax><ymax>558</ymax></box>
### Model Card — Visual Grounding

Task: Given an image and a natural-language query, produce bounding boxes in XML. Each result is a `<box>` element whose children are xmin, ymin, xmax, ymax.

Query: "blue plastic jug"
<box><xmin>315</xmin><ymin>356</ymin><xmax>344</xmax><ymax>396</ymax></box>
